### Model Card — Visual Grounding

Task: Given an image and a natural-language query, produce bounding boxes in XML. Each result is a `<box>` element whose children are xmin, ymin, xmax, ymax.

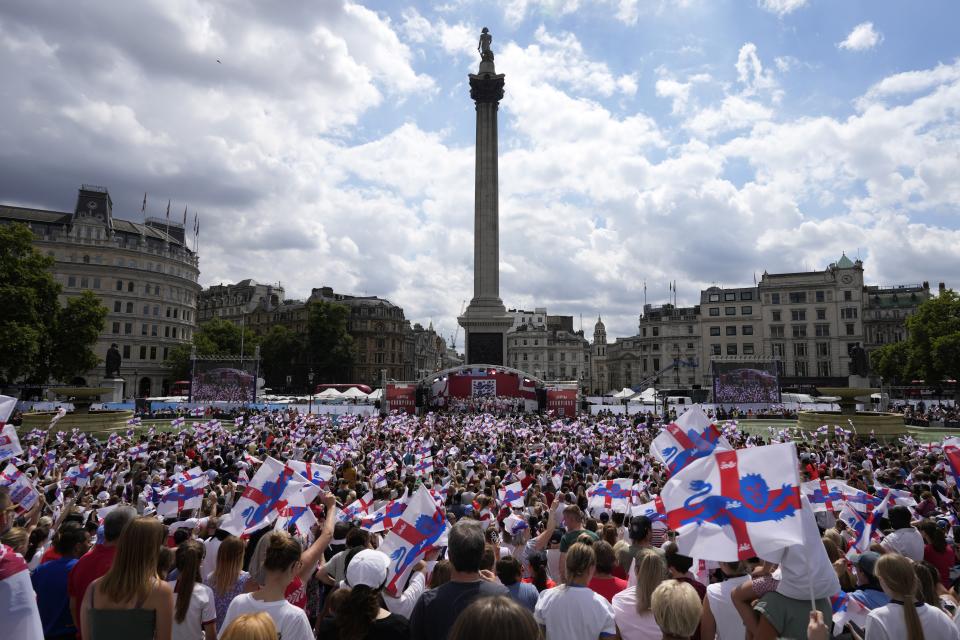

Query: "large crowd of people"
<box><xmin>3</xmin><ymin>404</ymin><xmax>960</xmax><ymax>639</ymax></box>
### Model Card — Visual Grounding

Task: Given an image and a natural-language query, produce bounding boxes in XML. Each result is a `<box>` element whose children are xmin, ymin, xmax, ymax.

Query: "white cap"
<box><xmin>345</xmin><ymin>549</ymin><xmax>391</xmax><ymax>589</ymax></box>
<box><xmin>96</xmin><ymin>491</ymin><xmax>110</xmax><ymax>502</ymax></box>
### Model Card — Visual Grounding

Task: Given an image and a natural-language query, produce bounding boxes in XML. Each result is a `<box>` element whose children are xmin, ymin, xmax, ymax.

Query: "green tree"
<box><xmin>869</xmin><ymin>341</ymin><xmax>911</xmax><ymax>384</ymax></box>
<box><xmin>905</xmin><ymin>289</ymin><xmax>960</xmax><ymax>396</ymax></box>
<box><xmin>164</xmin><ymin>318</ymin><xmax>260</xmax><ymax>380</ymax></box>
<box><xmin>0</xmin><ymin>223</ymin><xmax>106</xmax><ymax>384</ymax></box>
<box><xmin>260</xmin><ymin>325</ymin><xmax>306</xmax><ymax>391</ymax></box>
<box><xmin>306</xmin><ymin>301</ymin><xmax>354</xmax><ymax>383</ymax></box>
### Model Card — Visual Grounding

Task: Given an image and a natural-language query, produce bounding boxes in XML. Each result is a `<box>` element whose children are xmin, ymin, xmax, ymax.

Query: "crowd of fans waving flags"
<box><xmin>3</xmin><ymin>392</ymin><xmax>960</xmax><ymax>638</ymax></box>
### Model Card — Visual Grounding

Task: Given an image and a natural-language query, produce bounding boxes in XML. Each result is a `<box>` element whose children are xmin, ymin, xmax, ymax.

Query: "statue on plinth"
<box><xmin>478</xmin><ymin>27</ymin><xmax>494</xmax><ymax>60</ymax></box>
<box><xmin>105</xmin><ymin>343</ymin><xmax>122</xmax><ymax>378</ymax></box>
<box><xmin>848</xmin><ymin>342</ymin><xmax>870</xmax><ymax>378</ymax></box>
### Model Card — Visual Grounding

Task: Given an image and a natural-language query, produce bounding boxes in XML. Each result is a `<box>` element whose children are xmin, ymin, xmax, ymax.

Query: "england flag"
<box><xmin>587</xmin><ymin>478</ymin><xmax>633</xmax><ymax>513</ymax></box>
<box><xmin>220</xmin><ymin>457</ymin><xmax>310</xmax><ymax>536</ymax></box>
<box><xmin>651</xmin><ymin>405</ymin><xmax>731</xmax><ymax>475</ymax></box>
<box><xmin>378</xmin><ymin>485</ymin><xmax>447</xmax><ymax>598</ymax></box>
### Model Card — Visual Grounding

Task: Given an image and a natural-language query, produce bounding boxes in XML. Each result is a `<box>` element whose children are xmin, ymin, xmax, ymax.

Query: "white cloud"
<box><xmin>757</xmin><ymin>0</ymin><xmax>808</xmax><ymax>17</ymax></box>
<box><xmin>838</xmin><ymin>22</ymin><xmax>883</xmax><ymax>51</ymax></box>
<box><xmin>736</xmin><ymin>43</ymin><xmax>777</xmax><ymax>94</ymax></box>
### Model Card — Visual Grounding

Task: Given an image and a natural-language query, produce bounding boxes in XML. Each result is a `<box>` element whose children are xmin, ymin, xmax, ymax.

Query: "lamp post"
<box><xmin>308</xmin><ymin>369</ymin><xmax>315</xmax><ymax>416</ymax></box>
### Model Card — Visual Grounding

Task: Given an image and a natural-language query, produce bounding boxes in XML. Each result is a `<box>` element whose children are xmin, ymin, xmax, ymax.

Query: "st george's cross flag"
<box><xmin>339</xmin><ymin>490</ymin><xmax>375</xmax><ymax>523</ymax></box>
<box><xmin>629</xmin><ymin>499</ymin><xmax>668</xmax><ymax>522</ymax></box>
<box><xmin>650</xmin><ymin>405</ymin><xmax>731</xmax><ymax>476</ymax></box>
<box><xmin>284</xmin><ymin>459</ymin><xmax>334</xmax><ymax>489</ymax></box>
<box><xmin>499</xmin><ymin>481</ymin><xmax>526</xmax><ymax>508</ymax></box>
<box><xmin>0</xmin><ymin>395</ymin><xmax>24</xmax><ymax>464</ymax></box>
<box><xmin>274</xmin><ymin>480</ymin><xmax>322</xmax><ymax>537</ymax></box>
<box><xmin>378</xmin><ymin>485</ymin><xmax>447</xmax><ymax>598</ymax></box>
<box><xmin>157</xmin><ymin>477</ymin><xmax>207</xmax><ymax>517</ymax></box>
<box><xmin>587</xmin><ymin>478</ymin><xmax>633</xmax><ymax>513</ymax></box>
<box><xmin>0</xmin><ymin>463</ymin><xmax>39</xmax><ymax>512</ymax></box>
<box><xmin>655</xmin><ymin>442</ymin><xmax>803</xmax><ymax>561</ymax></box>
<box><xmin>943</xmin><ymin>444</ymin><xmax>960</xmax><ymax>488</ymax></box>
<box><xmin>801</xmin><ymin>479</ymin><xmax>882</xmax><ymax>513</ymax></box>
<box><xmin>839</xmin><ymin>492</ymin><xmax>892</xmax><ymax>557</ymax></box>
<box><xmin>359</xmin><ymin>497</ymin><xmax>409</xmax><ymax>533</ymax></box>
<box><xmin>220</xmin><ymin>457</ymin><xmax>310</xmax><ymax>536</ymax></box>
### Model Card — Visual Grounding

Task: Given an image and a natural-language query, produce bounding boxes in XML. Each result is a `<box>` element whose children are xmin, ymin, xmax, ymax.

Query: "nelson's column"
<box><xmin>458</xmin><ymin>27</ymin><xmax>514</xmax><ymax>365</ymax></box>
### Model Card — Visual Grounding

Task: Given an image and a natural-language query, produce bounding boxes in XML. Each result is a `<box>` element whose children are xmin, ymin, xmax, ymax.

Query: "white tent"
<box><xmin>612</xmin><ymin>387</ymin><xmax>634</xmax><ymax>399</ymax></box>
<box><xmin>367</xmin><ymin>388</ymin><xmax>383</xmax><ymax>400</ymax></box>
<box><xmin>316</xmin><ymin>388</ymin><xmax>343</xmax><ymax>399</ymax></box>
<box><xmin>629</xmin><ymin>387</ymin><xmax>658</xmax><ymax>403</ymax></box>
<box><xmin>341</xmin><ymin>386</ymin><xmax>369</xmax><ymax>399</ymax></box>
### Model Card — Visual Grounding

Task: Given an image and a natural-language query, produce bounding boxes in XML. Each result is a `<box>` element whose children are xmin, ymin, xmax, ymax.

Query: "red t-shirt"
<box><xmin>68</xmin><ymin>544</ymin><xmax>117</xmax><ymax>639</ymax></box>
<box><xmin>588</xmin><ymin>575</ymin><xmax>628</xmax><ymax>602</ymax></box>
<box><xmin>40</xmin><ymin>546</ymin><xmax>63</xmax><ymax>564</ymax></box>
<box><xmin>523</xmin><ymin>576</ymin><xmax>556</xmax><ymax>591</ymax></box>
<box><xmin>924</xmin><ymin>544</ymin><xmax>956</xmax><ymax>586</ymax></box>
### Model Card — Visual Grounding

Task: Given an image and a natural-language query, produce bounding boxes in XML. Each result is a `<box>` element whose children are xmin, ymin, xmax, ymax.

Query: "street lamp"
<box><xmin>308</xmin><ymin>369</ymin><xmax>315</xmax><ymax>416</ymax></box>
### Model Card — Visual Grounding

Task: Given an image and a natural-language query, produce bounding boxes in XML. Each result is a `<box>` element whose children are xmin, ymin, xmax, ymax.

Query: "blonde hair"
<box><xmin>211</xmin><ymin>536</ymin><xmax>245</xmax><ymax>595</ymax></box>
<box><xmin>634</xmin><ymin>548</ymin><xmax>668</xmax><ymax>613</ymax></box>
<box><xmin>1</xmin><ymin>526</ymin><xmax>28</xmax><ymax>554</ymax></box>
<box><xmin>220</xmin><ymin>612</ymin><xmax>278</xmax><ymax>640</ymax></box>
<box><xmin>564</xmin><ymin>536</ymin><xmax>596</xmax><ymax>580</ymax></box>
<box><xmin>100</xmin><ymin>517</ymin><xmax>165</xmax><ymax>605</ymax></box>
<box><xmin>651</xmin><ymin>579</ymin><xmax>702</xmax><ymax>638</ymax></box>
<box><xmin>875</xmin><ymin>554</ymin><xmax>925</xmax><ymax>640</ymax></box>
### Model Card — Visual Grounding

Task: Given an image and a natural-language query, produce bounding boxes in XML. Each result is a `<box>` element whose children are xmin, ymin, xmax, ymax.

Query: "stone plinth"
<box><xmin>104</xmin><ymin>378</ymin><xmax>125</xmax><ymax>403</ymax></box>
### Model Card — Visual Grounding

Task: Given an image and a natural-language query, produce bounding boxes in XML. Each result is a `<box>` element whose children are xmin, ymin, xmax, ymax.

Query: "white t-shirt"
<box><xmin>611</xmin><ymin>587</ymin><xmax>661</xmax><ymax>640</ymax></box>
<box><xmin>221</xmin><ymin>593</ymin><xmax>313</xmax><ymax>640</ymax></box>
<box><xmin>866</xmin><ymin>602</ymin><xmax>959</xmax><ymax>640</ymax></box>
<box><xmin>201</xmin><ymin>537</ymin><xmax>222</xmax><ymax>580</ymax></box>
<box><xmin>534</xmin><ymin>584</ymin><xmax>617</xmax><ymax>640</ymax></box>
<box><xmin>172</xmin><ymin>582</ymin><xmax>217</xmax><ymax>640</ymax></box>
<box><xmin>706</xmin><ymin>575</ymin><xmax>751</xmax><ymax>640</ymax></box>
<box><xmin>881</xmin><ymin>527</ymin><xmax>925</xmax><ymax>562</ymax></box>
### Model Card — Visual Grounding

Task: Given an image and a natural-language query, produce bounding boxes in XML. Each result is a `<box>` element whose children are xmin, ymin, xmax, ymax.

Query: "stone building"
<box><xmin>758</xmin><ymin>254</ymin><xmax>864</xmax><ymax>389</ymax></box>
<box><xmin>586</xmin><ymin>316</ymin><xmax>608</xmax><ymax>394</ymax></box>
<box><xmin>699</xmin><ymin>286</ymin><xmax>762</xmax><ymax>388</ymax></box>
<box><xmin>506</xmin><ymin>310</ymin><xmax>588</xmax><ymax>382</ymax></box>
<box><xmin>198</xmin><ymin>280</ymin><xmax>283</xmax><ymax>325</ymax></box>
<box><xmin>410</xmin><ymin>323</ymin><xmax>447</xmax><ymax>380</ymax></box>
<box><xmin>0</xmin><ymin>184</ymin><xmax>200</xmax><ymax>397</ymax></box>
<box><xmin>862</xmin><ymin>282</ymin><xmax>938</xmax><ymax>352</ymax></box>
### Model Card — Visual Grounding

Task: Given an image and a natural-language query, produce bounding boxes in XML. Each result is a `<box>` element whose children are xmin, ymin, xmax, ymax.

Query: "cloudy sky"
<box><xmin>1</xmin><ymin>1</ymin><xmax>958</xmax><ymax>345</ymax></box>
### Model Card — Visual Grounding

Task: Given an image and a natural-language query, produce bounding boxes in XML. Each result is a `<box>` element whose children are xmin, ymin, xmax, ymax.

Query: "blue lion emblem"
<box><xmin>663</xmin><ymin>427</ymin><xmax>720</xmax><ymax>473</ymax></box>
<box><xmin>680</xmin><ymin>474</ymin><xmax>797</xmax><ymax>527</ymax></box>
<box><xmin>241</xmin><ymin>468</ymin><xmax>292</xmax><ymax>526</ymax></box>
<box><xmin>388</xmin><ymin>511</ymin><xmax>445</xmax><ymax>584</ymax></box>
<box><xmin>364</xmin><ymin>501</ymin><xmax>408</xmax><ymax>529</ymax></box>
<box><xmin>591</xmin><ymin>484</ymin><xmax>631</xmax><ymax>501</ymax></box>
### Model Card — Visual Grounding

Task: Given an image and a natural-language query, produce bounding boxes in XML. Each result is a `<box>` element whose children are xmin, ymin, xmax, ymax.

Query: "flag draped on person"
<box><xmin>650</xmin><ymin>405</ymin><xmax>731</xmax><ymax>475</ymax></box>
<box><xmin>378</xmin><ymin>485</ymin><xmax>447</xmax><ymax>598</ymax></box>
<box><xmin>220</xmin><ymin>457</ymin><xmax>309</xmax><ymax>536</ymax></box>
<box><xmin>655</xmin><ymin>442</ymin><xmax>804</xmax><ymax>561</ymax></box>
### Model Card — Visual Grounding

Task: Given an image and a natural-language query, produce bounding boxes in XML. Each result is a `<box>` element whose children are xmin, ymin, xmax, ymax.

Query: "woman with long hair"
<box><xmin>611</xmin><ymin>547</ymin><xmax>667</xmax><ymax>640</ymax></box>
<box><xmin>524</xmin><ymin>551</ymin><xmax>556</xmax><ymax>592</ymax></box>
<box><xmin>172</xmin><ymin>539</ymin><xmax>217</xmax><ymax>640</ymax></box>
<box><xmin>317</xmin><ymin>549</ymin><xmax>409</xmax><ymax>639</ymax></box>
<box><xmin>207</xmin><ymin>536</ymin><xmax>251</xmax><ymax>631</ymax></box>
<box><xmin>865</xmin><ymin>553</ymin><xmax>959</xmax><ymax>640</ymax></box>
<box><xmin>80</xmin><ymin>516</ymin><xmax>174</xmax><ymax>640</ymax></box>
<box><xmin>919</xmin><ymin>520</ymin><xmax>956</xmax><ymax>587</ymax></box>
<box><xmin>449</xmin><ymin>595</ymin><xmax>542</xmax><ymax>640</ymax></box>
<box><xmin>221</xmin><ymin>532</ymin><xmax>313</xmax><ymax>640</ymax></box>
<box><xmin>533</xmin><ymin>535</ymin><xmax>616</xmax><ymax>639</ymax></box>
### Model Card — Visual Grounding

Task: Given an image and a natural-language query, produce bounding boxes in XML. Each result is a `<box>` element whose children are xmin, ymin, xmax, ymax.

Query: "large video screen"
<box><xmin>190</xmin><ymin>360</ymin><xmax>257</xmax><ymax>403</ymax></box>
<box><xmin>712</xmin><ymin>361</ymin><xmax>781</xmax><ymax>404</ymax></box>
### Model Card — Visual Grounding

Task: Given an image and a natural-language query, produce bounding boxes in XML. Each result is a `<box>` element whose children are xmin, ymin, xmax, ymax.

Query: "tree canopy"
<box><xmin>164</xmin><ymin>317</ymin><xmax>260</xmax><ymax>380</ymax></box>
<box><xmin>0</xmin><ymin>222</ymin><xmax>107</xmax><ymax>385</ymax></box>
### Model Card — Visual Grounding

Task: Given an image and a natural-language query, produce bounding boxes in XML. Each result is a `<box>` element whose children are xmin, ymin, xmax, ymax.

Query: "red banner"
<box><xmin>546</xmin><ymin>388</ymin><xmax>578</xmax><ymax>417</ymax></box>
<box><xmin>386</xmin><ymin>383</ymin><xmax>416</xmax><ymax>414</ymax></box>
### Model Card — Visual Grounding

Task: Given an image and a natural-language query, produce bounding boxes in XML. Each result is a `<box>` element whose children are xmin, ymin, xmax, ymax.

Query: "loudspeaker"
<box><xmin>536</xmin><ymin>388</ymin><xmax>547</xmax><ymax>413</ymax></box>
<box><xmin>415</xmin><ymin>387</ymin><xmax>426</xmax><ymax>408</ymax></box>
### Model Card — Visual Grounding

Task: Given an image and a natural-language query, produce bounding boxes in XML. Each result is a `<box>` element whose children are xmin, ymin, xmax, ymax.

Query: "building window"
<box><xmin>792</xmin><ymin>325</ymin><xmax>807</xmax><ymax>338</ymax></box>
<box><xmin>771</xmin><ymin>293</ymin><xmax>781</xmax><ymax>304</ymax></box>
<box><xmin>709</xmin><ymin>308</ymin><xmax>720</xmax><ymax>317</ymax></box>
<box><xmin>789</xmin><ymin>292</ymin><xmax>807</xmax><ymax>304</ymax></box>
<box><xmin>770</xmin><ymin>325</ymin><xmax>784</xmax><ymax>338</ymax></box>
<box><xmin>791</xmin><ymin>309</ymin><xmax>806</xmax><ymax>321</ymax></box>
<box><xmin>93</xmin><ymin>277</ymin><xmax>101</xmax><ymax>289</ymax></box>
<box><xmin>816</xmin><ymin>342</ymin><xmax>830</xmax><ymax>357</ymax></box>
<box><xmin>116</xmin><ymin>280</ymin><xmax>123</xmax><ymax>291</ymax></box>
<box><xmin>114</xmin><ymin>301</ymin><xmax>122</xmax><ymax>313</ymax></box>
<box><xmin>709</xmin><ymin>293</ymin><xmax>720</xmax><ymax>302</ymax></box>
<box><xmin>742</xmin><ymin>325</ymin><xmax>754</xmax><ymax>336</ymax></box>
<box><xmin>164</xmin><ymin>326</ymin><xmax>170</xmax><ymax>338</ymax></box>
<box><xmin>815</xmin><ymin>324</ymin><xmax>831</xmax><ymax>337</ymax></box>
<box><xmin>149</xmin><ymin>346</ymin><xmax>157</xmax><ymax>360</ymax></box>
<box><xmin>726</xmin><ymin>344</ymin><xmax>738</xmax><ymax>355</ymax></box>
<box><xmin>773</xmin><ymin>343</ymin><xmax>785</xmax><ymax>357</ymax></box>
<box><xmin>794</xmin><ymin>342</ymin><xmax>808</xmax><ymax>357</ymax></box>
<box><xmin>741</xmin><ymin>306</ymin><xmax>752</xmax><ymax>315</ymax></box>
<box><xmin>841</xmin><ymin>307</ymin><xmax>858</xmax><ymax>319</ymax></box>
<box><xmin>128</xmin><ymin>282</ymin><xmax>134</xmax><ymax>292</ymax></box>
<box><xmin>139</xmin><ymin>346</ymin><xmax>147</xmax><ymax>359</ymax></box>
<box><xmin>846</xmin><ymin>323</ymin><xmax>855</xmax><ymax>336</ymax></box>
<box><xmin>711</xmin><ymin>344</ymin><xmax>721</xmax><ymax>355</ymax></box>
<box><xmin>815</xmin><ymin>290</ymin><xmax>825</xmax><ymax>302</ymax></box>
<box><xmin>724</xmin><ymin>307</ymin><xmax>736</xmax><ymax>316</ymax></box>
<box><xmin>741</xmin><ymin>291</ymin><xmax>753</xmax><ymax>301</ymax></box>
<box><xmin>153</xmin><ymin>305</ymin><xmax>159</xmax><ymax>316</ymax></box>
<box><xmin>724</xmin><ymin>292</ymin><xmax>736</xmax><ymax>301</ymax></box>
<box><xmin>710</xmin><ymin>327</ymin><xmax>721</xmax><ymax>336</ymax></box>
<box><xmin>772</xmin><ymin>311</ymin><xmax>781</xmax><ymax>322</ymax></box>
<box><xmin>122</xmin><ymin>345</ymin><xmax>130</xmax><ymax>359</ymax></box>
<box><xmin>124</xmin><ymin>323</ymin><xmax>132</xmax><ymax>334</ymax></box>
<box><xmin>80</xmin><ymin>277</ymin><xmax>89</xmax><ymax>288</ymax></box>
<box><xmin>162</xmin><ymin>347</ymin><xmax>168</xmax><ymax>360</ymax></box>
<box><xmin>141</xmin><ymin>324</ymin><xmax>148</xmax><ymax>336</ymax></box>
<box><xmin>795</xmin><ymin>361</ymin><xmax>808</xmax><ymax>377</ymax></box>
<box><xmin>743</xmin><ymin>344</ymin><xmax>755</xmax><ymax>355</ymax></box>
<box><xmin>687</xmin><ymin>325</ymin><xmax>694</xmax><ymax>334</ymax></box>
<box><xmin>726</xmin><ymin>326</ymin><xmax>737</xmax><ymax>336</ymax></box>
<box><xmin>844</xmin><ymin>290</ymin><xmax>853</xmax><ymax>301</ymax></box>
<box><xmin>652</xmin><ymin>328</ymin><xmax>659</xmax><ymax>337</ymax></box>
<box><xmin>112</xmin><ymin>321</ymin><xmax>120</xmax><ymax>334</ymax></box>
<box><xmin>126</xmin><ymin>302</ymin><xmax>134</xmax><ymax>313</ymax></box>
<box><xmin>817</xmin><ymin>361</ymin><xmax>831</xmax><ymax>377</ymax></box>
<box><xmin>816</xmin><ymin>309</ymin><xmax>826</xmax><ymax>320</ymax></box>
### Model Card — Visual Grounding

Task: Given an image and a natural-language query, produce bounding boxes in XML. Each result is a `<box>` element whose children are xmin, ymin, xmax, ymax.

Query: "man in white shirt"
<box><xmin>881</xmin><ymin>506</ymin><xmax>924</xmax><ymax>561</ymax></box>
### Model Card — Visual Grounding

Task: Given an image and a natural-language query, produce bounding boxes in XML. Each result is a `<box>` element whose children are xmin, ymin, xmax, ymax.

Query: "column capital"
<box><xmin>469</xmin><ymin>73</ymin><xmax>505</xmax><ymax>105</ymax></box>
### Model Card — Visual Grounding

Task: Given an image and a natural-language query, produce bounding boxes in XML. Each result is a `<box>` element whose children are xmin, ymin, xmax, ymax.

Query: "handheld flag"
<box><xmin>220</xmin><ymin>457</ymin><xmax>309</xmax><ymax>536</ymax></box>
<box><xmin>587</xmin><ymin>478</ymin><xmax>633</xmax><ymax>513</ymax></box>
<box><xmin>651</xmin><ymin>405</ymin><xmax>731</xmax><ymax>475</ymax></box>
<box><xmin>378</xmin><ymin>485</ymin><xmax>447</xmax><ymax>597</ymax></box>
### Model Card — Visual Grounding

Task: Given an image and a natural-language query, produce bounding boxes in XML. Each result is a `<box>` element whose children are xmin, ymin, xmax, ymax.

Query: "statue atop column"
<box><xmin>478</xmin><ymin>27</ymin><xmax>493</xmax><ymax>61</ymax></box>
<box><xmin>105</xmin><ymin>343</ymin><xmax>122</xmax><ymax>378</ymax></box>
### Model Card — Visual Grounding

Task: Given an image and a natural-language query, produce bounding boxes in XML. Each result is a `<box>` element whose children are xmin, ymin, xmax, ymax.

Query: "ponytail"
<box><xmin>874</xmin><ymin>553</ymin><xmax>926</xmax><ymax>640</ymax></box>
<box><xmin>174</xmin><ymin>540</ymin><xmax>204</xmax><ymax>624</ymax></box>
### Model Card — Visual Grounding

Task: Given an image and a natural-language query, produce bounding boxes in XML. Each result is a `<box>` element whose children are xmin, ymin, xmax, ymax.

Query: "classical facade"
<box><xmin>506</xmin><ymin>310</ymin><xmax>588</xmax><ymax>382</ymax></box>
<box><xmin>0</xmin><ymin>185</ymin><xmax>200</xmax><ymax>397</ymax></box>
<box><xmin>586</xmin><ymin>317</ymin><xmax>608</xmax><ymax>394</ymax></box>
<box><xmin>699</xmin><ymin>286</ymin><xmax>762</xmax><ymax>388</ymax></box>
<box><xmin>862</xmin><ymin>282</ymin><xmax>939</xmax><ymax>352</ymax></box>
<box><xmin>410</xmin><ymin>323</ymin><xmax>447</xmax><ymax>381</ymax></box>
<box><xmin>198</xmin><ymin>280</ymin><xmax>284</xmax><ymax>325</ymax></box>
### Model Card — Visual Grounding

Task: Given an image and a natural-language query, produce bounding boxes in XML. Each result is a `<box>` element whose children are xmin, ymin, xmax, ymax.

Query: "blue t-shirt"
<box><xmin>507</xmin><ymin>580</ymin><xmax>540</xmax><ymax>611</ymax></box>
<box><xmin>31</xmin><ymin>556</ymin><xmax>80</xmax><ymax>637</ymax></box>
<box><xmin>851</xmin><ymin>588</ymin><xmax>891</xmax><ymax>610</ymax></box>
